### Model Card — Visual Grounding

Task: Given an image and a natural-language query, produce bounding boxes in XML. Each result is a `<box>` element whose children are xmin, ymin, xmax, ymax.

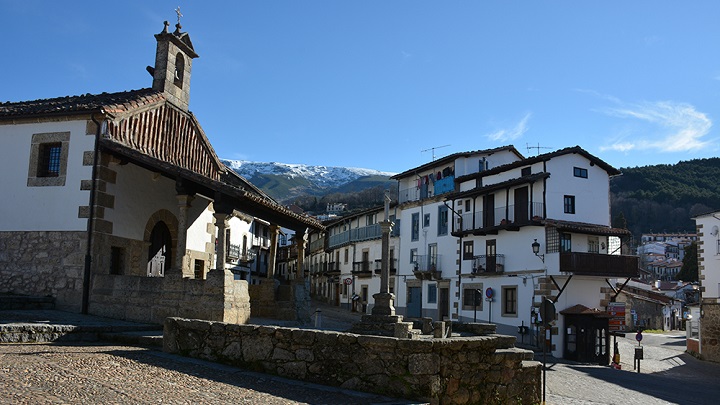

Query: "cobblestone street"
<box><xmin>545</xmin><ymin>331</ymin><xmax>720</xmax><ymax>404</ymax></box>
<box><xmin>0</xmin><ymin>343</ymin><xmax>420</xmax><ymax>405</ymax></box>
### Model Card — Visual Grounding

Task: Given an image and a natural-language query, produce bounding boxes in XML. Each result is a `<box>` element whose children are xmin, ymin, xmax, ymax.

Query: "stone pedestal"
<box><xmin>371</xmin><ymin>292</ymin><xmax>396</xmax><ymax>316</ymax></box>
<box><xmin>349</xmin><ymin>313</ymin><xmax>414</xmax><ymax>337</ymax></box>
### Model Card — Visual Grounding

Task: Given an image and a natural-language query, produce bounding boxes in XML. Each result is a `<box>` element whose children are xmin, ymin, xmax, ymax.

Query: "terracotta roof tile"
<box><xmin>0</xmin><ymin>88</ymin><xmax>163</xmax><ymax>119</ymax></box>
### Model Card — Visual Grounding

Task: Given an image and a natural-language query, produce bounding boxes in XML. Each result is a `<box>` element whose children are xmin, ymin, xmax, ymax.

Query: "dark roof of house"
<box><xmin>390</xmin><ymin>145</ymin><xmax>524</xmax><ymax>180</ymax></box>
<box><xmin>543</xmin><ymin>219</ymin><xmax>631</xmax><ymax>237</ymax></box>
<box><xmin>455</xmin><ymin>145</ymin><xmax>620</xmax><ymax>183</ymax></box>
<box><xmin>0</xmin><ymin>88</ymin><xmax>164</xmax><ymax>120</ymax></box>
<box><xmin>560</xmin><ymin>304</ymin><xmax>612</xmax><ymax>317</ymax></box>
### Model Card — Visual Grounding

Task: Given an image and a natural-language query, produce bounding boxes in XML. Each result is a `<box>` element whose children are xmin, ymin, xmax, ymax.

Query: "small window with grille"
<box><xmin>38</xmin><ymin>143</ymin><xmax>62</xmax><ymax>177</ymax></box>
<box><xmin>27</xmin><ymin>132</ymin><xmax>70</xmax><ymax>187</ymax></box>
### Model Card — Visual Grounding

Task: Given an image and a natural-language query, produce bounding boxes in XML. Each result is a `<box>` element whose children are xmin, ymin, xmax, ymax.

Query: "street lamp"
<box><xmin>532</xmin><ymin>239</ymin><xmax>545</xmax><ymax>263</ymax></box>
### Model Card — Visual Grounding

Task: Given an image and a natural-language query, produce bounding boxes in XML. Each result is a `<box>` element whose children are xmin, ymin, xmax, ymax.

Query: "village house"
<box><xmin>0</xmin><ymin>21</ymin><xmax>322</xmax><ymax>324</ymax></box>
<box><xmin>444</xmin><ymin>146</ymin><xmax>638</xmax><ymax>363</ymax></box>
<box><xmin>689</xmin><ymin>210</ymin><xmax>720</xmax><ymax>362</ymax></box>
<box><xmin>309</xmin><ymin>145</ymin><xmax>638</xmax><ymax>362</ymax></box>
<box><xmin>313</xmin><ymin>205</ymin><xmax>399</xmax><ymax>312</ymax></box>
<box><xmin>390</xmin><ymin>146</ymin><xmax>525</xmax><ymax>322</ymax></box>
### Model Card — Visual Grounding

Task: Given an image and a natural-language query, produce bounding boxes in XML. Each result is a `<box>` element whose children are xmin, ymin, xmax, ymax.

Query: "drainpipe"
<box><xmin>82</xmin><ymin>110</ymin><xmax>105</xmax><ymax>314</ymax></box>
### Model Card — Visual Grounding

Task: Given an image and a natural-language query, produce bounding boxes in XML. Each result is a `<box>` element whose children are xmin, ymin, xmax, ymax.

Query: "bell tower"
<box><xmin>151</xmin><ymin>13</ymin><xmax>198</xmax><ymax>111</ymax></box>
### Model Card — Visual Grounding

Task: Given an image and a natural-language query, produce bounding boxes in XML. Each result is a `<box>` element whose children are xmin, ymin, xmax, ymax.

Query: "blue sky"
<box><xmin>2</xmin><ymin>1</ymin><xmax>719</xmax><ymax>173</ymax></box>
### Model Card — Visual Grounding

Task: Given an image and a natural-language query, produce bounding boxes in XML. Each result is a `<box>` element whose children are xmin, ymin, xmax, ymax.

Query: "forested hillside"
<box><xmin>610</xmin><ymin>158</ymin><xmax>720</xmax><ymax>239</ymax></box>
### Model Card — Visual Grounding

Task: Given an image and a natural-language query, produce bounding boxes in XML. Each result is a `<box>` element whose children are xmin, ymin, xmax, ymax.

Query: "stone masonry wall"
<box><xmin>89</xmin><ymin>269</ymin><xmax>250</xmax><ymax>325</ymax></box>
<box><xmin>701</xmin><ymin>303</ymin><xmax>720</xmax><ymax>363</ymax></box>
<box><xmin>0</xmin><ymin>231</ymin><xmax>86</xmax><ymax>312</ymax></box>
<box><xmin>164</xmin><ymin>318</ymin><xmax>541</xmax><ymax>405</ymax></box>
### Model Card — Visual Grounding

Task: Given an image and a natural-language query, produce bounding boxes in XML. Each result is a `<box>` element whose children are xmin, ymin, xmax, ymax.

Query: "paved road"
<box><xmin>545</xmin><ymin>331</ymin><xmax>720</xmax><ymax>405</ymax></box>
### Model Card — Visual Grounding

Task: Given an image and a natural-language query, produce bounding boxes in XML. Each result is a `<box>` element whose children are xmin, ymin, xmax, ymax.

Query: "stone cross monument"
<box><xmin>371</xmin><ymin>192</ymin><xmax>395</xmax><ymax>315</ymax></box>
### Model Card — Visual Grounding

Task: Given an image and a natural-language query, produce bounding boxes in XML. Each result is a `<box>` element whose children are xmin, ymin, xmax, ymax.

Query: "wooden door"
<box><xmin>514</xmin><ymin>186</ymin><xmax>529</xmax><ymax>224</ymax></box>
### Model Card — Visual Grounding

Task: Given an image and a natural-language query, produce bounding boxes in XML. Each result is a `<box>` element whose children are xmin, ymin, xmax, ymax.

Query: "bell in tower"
<box><xmin>151</xmin><ymin>11</ymin><xmax>198</xmax><ymax>111</ymax></box>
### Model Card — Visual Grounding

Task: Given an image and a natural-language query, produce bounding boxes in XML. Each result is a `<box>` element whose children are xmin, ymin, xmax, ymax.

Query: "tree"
<box><xmin>676</xmin><ymin>242</ymin><xmax>698</xmax><ymax>282</ymax></box>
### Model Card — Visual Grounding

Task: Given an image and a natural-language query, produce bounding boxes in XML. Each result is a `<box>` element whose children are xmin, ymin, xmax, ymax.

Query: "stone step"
<box><xmin>99</xmin><ymin>330</ymin><xmax>163</xmax><ymax>348</ymax></box>
<box><xmin>0</xmin><ymin>295</ymin><xmax>55</xmax><ymax>310</ymax></box>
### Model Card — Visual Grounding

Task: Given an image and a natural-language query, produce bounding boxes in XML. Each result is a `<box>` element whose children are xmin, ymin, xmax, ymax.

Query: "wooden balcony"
<box><xmin>559</xmin><ymin>252</ymin><xmax>639</xmax><ymax>278</ymax></box>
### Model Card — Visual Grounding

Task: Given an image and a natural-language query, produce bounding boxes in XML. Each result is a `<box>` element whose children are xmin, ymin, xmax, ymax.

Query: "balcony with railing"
<box><xmin>398</xmin><ymin>176</ymin><xmax>455</xmax><ymax>204</ymax></box>
<box><xmin>559</xmin><ymin>252</ymin><xmax>639</xmax><ymax>278</ymax></box>
<box><xmin>226</xmin><ymin>244</ymin><xmax>256</xmax><ymax>264</ymax></box>
<box><xmin>412</xmin><ymin>254</ymin><xmax>442</xmax><ymax>280</ymax></box>
<box><xmin>373</xmin><ymin>258</ymin><xmax>398</xmax><ymax>275</ymax></box>
<box><xmin>352</xmin><ymin>260</ymin><xmax>372</xmax><ymax>278</ymax></box>
<box><xmin>328</xmin><ymin>223</ymin><xmax>382</xmax><ymax>249</ymax></box>
<box><xmin>325</xmin><ymin>261</ymin><xmax>341</xmax><ymax>276</ymax></box>
<box><xmin>252</xmin><ymin>235</ymin><xmax>271</xmax><ymax>249</ymax></box>
<box><xmin>471</xmin><ymin>254</ymin><xmax>505</xmax><ymax>275</ymax></box>
<box><xmin>308</xmin><ymin>237</ymin><xmax>325</xmax><ymax>253</ymax></box>
<box><xmin>454</xmin><ymin>202</ymin><xmax>544</xmax><ymax>235</ymax></box>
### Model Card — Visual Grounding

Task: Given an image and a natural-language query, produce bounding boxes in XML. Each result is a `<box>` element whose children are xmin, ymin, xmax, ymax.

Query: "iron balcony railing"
<box><xmin>374</xmin><ymin>258</ymin><xmax>398</xmax><ymax>274</ymax></box>
<box><xmin>226</xmin><ymin>244</ymin><xmax>256</xmax><ymax>263</ymax></box>
<box><xmin>413</xmin><ymin>254</ymin><xmax>441</xmax><ymax>272</ymax></box>
<box><xmin>327</xmin><ymin>262</ymin><xmax>340</xmax><ymax>273</ymax></box>
<box><xmin>352</xmin><ymin>260</ymin><xmax>372</xmax><ymax>277</ymax></box>
<box><xmin>471</xmin><ymin>254</ymin><xmax>505</xmax><ymax>274</ymax></box>
<box><xmin>559</xmin><ymin>252</ymin><xmax>639</xmax><ymax>278</ymax></box>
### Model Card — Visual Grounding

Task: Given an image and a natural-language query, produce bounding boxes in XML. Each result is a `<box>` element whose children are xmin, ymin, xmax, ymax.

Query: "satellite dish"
<box><xmin>711</xmin><ymin>225</ymin><xmax>719</xmax><ymax>237</ymax></box>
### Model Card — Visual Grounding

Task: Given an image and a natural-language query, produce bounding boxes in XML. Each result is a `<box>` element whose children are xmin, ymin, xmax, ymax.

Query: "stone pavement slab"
<box><xmin>0</xmin><ymin>343</ymin><xmax>425</xmax><ymax>405</ymax></box>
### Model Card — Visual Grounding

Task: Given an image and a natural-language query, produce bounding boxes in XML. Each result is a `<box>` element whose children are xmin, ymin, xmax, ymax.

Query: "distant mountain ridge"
<box><xmin>221</xmin><ymin>159</ymin><xmax>396</xmax><ymax>202</ymax></box>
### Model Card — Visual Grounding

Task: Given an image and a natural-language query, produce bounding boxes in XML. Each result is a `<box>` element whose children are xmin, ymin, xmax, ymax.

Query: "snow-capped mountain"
<box><xmin>221</xmin><ymin>159</ymin><xmax>396</xmax><ymax>201</ymax></box>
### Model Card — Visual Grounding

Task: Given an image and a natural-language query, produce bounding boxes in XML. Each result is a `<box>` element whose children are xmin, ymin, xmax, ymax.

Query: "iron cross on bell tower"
<box><xmin>175</xmin><ymin>7</ymin><xmax>183</xmax><ymax>25</ymax></box>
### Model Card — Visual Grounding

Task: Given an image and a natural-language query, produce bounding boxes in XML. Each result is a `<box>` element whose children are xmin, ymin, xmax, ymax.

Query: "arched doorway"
<box><xmin>147</xmin><ymin>221</ymin><xmax>172</xmax><ymax>277</ymax></box>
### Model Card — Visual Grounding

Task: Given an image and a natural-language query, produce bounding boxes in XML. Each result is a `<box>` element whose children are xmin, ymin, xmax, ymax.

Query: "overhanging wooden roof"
<box><xmin>1</xmin><ymin>89</ymin><xmax>323</xmax><ymax>232</ymax></box>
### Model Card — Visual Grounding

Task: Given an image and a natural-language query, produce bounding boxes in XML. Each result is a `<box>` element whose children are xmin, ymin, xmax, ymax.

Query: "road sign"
<box><xmin>636</xmin><ymin>332</ymin><xmax>643</xmax><ymax>342</ymax></box>
<box><xmin>608</xmin><ymin>302</ymin><xmax>626</xmax><ymax>332</ymax></box>
<box><xmin>485</xmin><ymin>287</ymin><xmax>494</xmax><ymax>299</ymax></box>
<box><xmin>344</xmin><ymin>278</ymin><xmax>353</xmax><ymax>285</ymax></box>
<box><xmin>540</xmin><ymin>299</ymin><xmax>555</xmax><ymax>326</ymax></box>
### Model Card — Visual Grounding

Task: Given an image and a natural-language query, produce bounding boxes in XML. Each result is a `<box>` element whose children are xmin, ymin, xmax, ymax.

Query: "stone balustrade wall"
<box><xmin>164</xmin><ymin>317</ymin><xmax>541</xmax><ymax>405</ymax></box>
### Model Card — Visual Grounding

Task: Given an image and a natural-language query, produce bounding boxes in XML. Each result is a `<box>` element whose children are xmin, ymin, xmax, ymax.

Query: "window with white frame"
<box><xmin>588</xmin><ymin>236</ymin><xmax>599</xmax><ymax>253</ymax></box>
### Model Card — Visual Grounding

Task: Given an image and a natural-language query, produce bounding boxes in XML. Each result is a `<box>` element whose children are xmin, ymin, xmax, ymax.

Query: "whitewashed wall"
<box><xmin>0</xmin><ymin>120</ymin><xmax>93</xmax><ymax>231</ymax></box>
<box><xmin>696</xmin><ymin>213</ymin><xmax>720</xmax><ymax>298</ymax></box>
<box><xmin>185</xmin><ymin>197</ymin><xmax>214</xmax><ymax>253</ymax></box>
<box><xmin>545</xmin><ymin>154</ymin><xmax>611</xmax><ymax>226</ymax></box>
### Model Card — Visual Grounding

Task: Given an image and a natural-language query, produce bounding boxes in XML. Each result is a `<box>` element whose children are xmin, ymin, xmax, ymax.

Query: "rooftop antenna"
<box><xmin>421</xmin><ymin>144</ymin><xmax>450</xmax><ymax>161</ymax></box>
<box><xmin>526</xmin><ymin>143</ymin><xmax>552</xmax><ymax>156</ymax></box>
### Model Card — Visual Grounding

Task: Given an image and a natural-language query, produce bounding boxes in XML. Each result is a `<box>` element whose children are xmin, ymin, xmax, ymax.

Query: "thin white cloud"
<box><xmin>598</xmin><ymin>100</ymin><xmax>712</xmax><ymax>153</ymax></box>
<box><xmin>486</xmin><ymin>112</ymin><xmax>532</xmax><ymax>142</ymax></box>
